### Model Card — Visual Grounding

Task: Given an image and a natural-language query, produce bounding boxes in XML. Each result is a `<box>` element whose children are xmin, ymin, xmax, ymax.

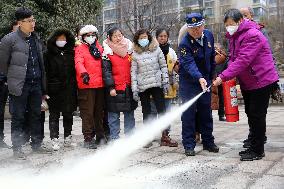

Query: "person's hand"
<box><xmin>199</xmin><ymin>78</ymin><xmax>207</xmax><ymax>92</ymax></box>
<box><xmin>41</xmin><ymin>99</ymin><xmax>49</xmax><ymax>111</ymax></box>
<box><xmin>173</xmin><ymin>83</ymin><xmax>179</xmax><ymax>90</ymax></box>
<box><xmin>81</xmin><ymin>72</ymin><xmax>90</xmax><ymax>85</ymax></box>
<box><xmin>213</xmin><ymin>77</ymin><xmax>222</xmax><ymax>87</ymax></box>
<box><xmin>173</xmin><ymin>62</ymin><xmax>179</xmax><ymax>73</ymax></box>
<box><xmin>133</xmin><ymin>92</ymin><xmax>139</xmax><ymax>102</ymax></box>
<box><xmin>110</xmin><ymin>89</ymin><xmax>117</xmax><ymax>96</ymax></box>
<box><xmin>42</xmin><ymin>95</ymin><xmax>50</xmax><ymax>100</ymax></box>
<box><xmin>163</xmin><ymin>85</ymin><xmax>170</xmax><ymax>96</ymax></box>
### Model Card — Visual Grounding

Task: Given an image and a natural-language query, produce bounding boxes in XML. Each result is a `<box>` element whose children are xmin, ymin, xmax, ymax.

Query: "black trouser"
<box><xmin>23</xmin><ymin>111</ymin><xmax>45</xmax><ymax>142</ymax></box>
<box><xmin>218</xmin><ymin>85</ymin><xmax>225</xmax><ymax>117</ymax></box>
<box><xmin>242</xmin><ymin>83</ymin><xmax>274</xmax><ymax>154</ymax></box>
<box><xmin>0</xmin><ymin>83</ymin><xmax>8</xmax><ymax>140</ymax></box>
<box><xmin>195</xmin><ymin>111</ymin><xmax>200</xmax><ymax>133</ymax></box>
<box><xmin>139</xmin><ymin>87</ymin><xmax>166</xmax><ymax>123</ymax></box>
<box><xmin>9</xmin><ymin>82</ymin><xmax>42</xmax><ymax>150</ymax></box>
<box><xmin>49</xmin><ymin>111</ymin><xmax>73</xmax><ymax>139</ymax></box>
<box><xmin>103</xmin><ymin>111</ymin><xmax>110</xmax><ymax>138</ymax></box>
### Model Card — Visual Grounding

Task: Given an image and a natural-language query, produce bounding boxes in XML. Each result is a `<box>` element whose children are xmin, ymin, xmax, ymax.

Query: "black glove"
<box><xmin>89</xmin><ymin>43</ymin><xmax>101</xmax><ymax>59</ymax></box>
<box><xmin>81</xmin><ymin>72</ymin><xmax>90</xmax><ymax>85</ymax></box>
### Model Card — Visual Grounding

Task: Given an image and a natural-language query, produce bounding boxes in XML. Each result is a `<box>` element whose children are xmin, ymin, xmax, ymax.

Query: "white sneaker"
<box><xmin>51</xmin><ymin>138</ymin><xmax>60</xmax><ymax>151</ymax></box>
<box><xmin>64</xmin><ymin>135</ymin><xmax>75</xmax><ymax>147</ymax></box>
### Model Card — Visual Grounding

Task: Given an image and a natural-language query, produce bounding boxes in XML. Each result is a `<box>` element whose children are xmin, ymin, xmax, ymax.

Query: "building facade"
<box><xmin>97</xmin><ymin>0</ymin><xmax>280</xmax><ymax>45</ymax></box>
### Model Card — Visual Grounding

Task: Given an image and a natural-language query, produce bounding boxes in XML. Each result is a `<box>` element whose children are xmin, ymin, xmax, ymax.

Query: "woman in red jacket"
<box><xmin>75</xmin><ymin>25</ymin><xmax>106</xmax><ymax>149</ymax></box>
<box><xmin>102</xmin><ymin>27</ymin><xmax>137</xmax><ymax>140</ymax></box>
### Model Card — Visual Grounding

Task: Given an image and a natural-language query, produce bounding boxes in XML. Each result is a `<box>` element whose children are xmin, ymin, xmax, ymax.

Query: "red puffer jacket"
<box><xmin>107</xmin><ymin>53</ymin><xmax>131</xmax><ymax>91</ymax></box>
<box><xmin>75</xmin><ymin>42</ymin><xmax>104</xmax><ymax>89</ymax></box>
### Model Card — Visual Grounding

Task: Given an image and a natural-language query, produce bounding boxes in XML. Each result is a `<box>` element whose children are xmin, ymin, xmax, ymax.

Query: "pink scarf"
<box><xmin>106</xmin><ymin>37</ymin><xmax>128</xmax><ymax>58</ymax></box>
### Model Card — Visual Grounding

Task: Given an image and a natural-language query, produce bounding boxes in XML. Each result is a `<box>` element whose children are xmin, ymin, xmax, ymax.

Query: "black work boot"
<box><xmin>243</xmin><ymin>139</ymin><xmax>251</xmax><ymax>148</ymax></box>
<box><xmin>203</xmin><ymin>144</ymin><xmax>219</xmax><ymax>153</ymax></box>
<box><xmin>239</xmin><ymin>148</ymin><xmax>265</xmax><ymax>157</ymax></box>
<box><xmin>240</xmin><ymin>151</ymin><xmax>264</xmax><ymax>161</ymax></box>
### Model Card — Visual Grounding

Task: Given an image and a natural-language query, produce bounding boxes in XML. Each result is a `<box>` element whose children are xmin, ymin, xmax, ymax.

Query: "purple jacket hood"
<box><xmin>220</xmin><ymin>20</ymin><xmax>279</xmax><ymax>91</ymax></box>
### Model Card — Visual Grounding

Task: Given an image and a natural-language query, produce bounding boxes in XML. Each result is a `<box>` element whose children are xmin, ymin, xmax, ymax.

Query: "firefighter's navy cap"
<box><xmin>186</xmin><ymin>13</ymin><xmax>205</xmax><ymax>28</ymax></box>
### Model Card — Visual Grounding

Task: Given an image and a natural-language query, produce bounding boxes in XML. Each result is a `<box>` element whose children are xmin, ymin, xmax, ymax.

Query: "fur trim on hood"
<box><xmin>178</xmin><ymin>24</ymin><xmax>188</xmax><ymax>46</ymax></box>
<box><xmin>133</xmin><ymin>38</ymin><xmax>159</xmax><ymax>54</ymax></box>
<box><xmin>80</xmin><ymin>25</ymin><xmax>98</xmax><ymax>36</ymax></box>
<box><xmin>102</xmin><ymin>38</ymin><xmax>133</xmax><ymax>56</ymax></box>
<box><xmin>47</xmin><ymin>28</ymin><xmax>75</xmax><ymax>54</ymax></box>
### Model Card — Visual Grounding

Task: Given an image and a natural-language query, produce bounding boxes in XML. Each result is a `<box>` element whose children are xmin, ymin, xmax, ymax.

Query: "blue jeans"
<box><xmin>9</xmin><ymin>81</ymin><xmax>42</xmax><ymax>150</ymax></box>
<box><xmin>108</xmin><ymin>111</ymin><xmax>135</xmax><ymax>140</ymax></box>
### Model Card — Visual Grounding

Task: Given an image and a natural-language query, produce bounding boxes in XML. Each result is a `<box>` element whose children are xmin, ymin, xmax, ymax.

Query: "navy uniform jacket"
<box><xmin>178</xmin><ymin>29</ymin><xmax>216</xmax><ymax>96</ymax></box>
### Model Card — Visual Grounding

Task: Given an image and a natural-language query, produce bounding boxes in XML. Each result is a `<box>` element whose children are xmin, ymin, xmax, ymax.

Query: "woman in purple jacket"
<box><xmin>213</xmin><ymin>9</ymin><xmax>279</xmax><ymax>161</ymax></box>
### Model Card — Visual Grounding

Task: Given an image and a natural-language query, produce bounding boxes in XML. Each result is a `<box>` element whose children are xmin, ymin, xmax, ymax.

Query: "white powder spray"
<box><xmin>0</xmin><ymin>91</ymin><xmax>205</xmax><ymax>189</ymax></box>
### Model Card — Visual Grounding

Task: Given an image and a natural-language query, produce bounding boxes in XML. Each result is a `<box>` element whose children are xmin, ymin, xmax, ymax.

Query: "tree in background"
<box><xmin>0</xmin><ymin>0</ymin><xmax>103</xmax><ymax>40</ymax></box>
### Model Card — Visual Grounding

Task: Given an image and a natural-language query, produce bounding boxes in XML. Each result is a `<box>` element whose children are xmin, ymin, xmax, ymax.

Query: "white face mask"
<box><xmin>138</xmin><ymin>39</ymin><xmax>149</xmax><ymax>47</ymax></box>
<box><xmin>56</xmin><ymin>40</ymin><xmax>67</xmax><ymax>47</ymax></box>
<box><xmin>226</xmin><ymin>25</ymin><xmax>239</xmax><ymax>36</ymax></box>
<box><xmin>84</xmin><ymin>36</ymin><xmax>96</xmax><ymax>45</ymax></box>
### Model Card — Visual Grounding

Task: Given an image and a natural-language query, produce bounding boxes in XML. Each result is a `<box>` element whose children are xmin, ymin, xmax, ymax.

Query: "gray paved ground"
<box><xmin>0</xmin><ymin>105</ymin><xmax>283</xmax><ymax>189</ymax></box>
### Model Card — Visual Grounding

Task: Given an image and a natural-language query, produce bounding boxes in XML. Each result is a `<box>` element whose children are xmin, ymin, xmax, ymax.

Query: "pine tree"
<box><xmin>0</xmin><ymin>0</ymin><xmax>103</xmax><ymax>40</ymax></box>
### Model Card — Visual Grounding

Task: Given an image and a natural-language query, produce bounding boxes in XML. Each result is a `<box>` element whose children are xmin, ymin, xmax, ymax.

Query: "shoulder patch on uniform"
<box><xmin>181</xmin><ymin>48</ymin><xmax>187</xmax><ymax>56</ymax></box>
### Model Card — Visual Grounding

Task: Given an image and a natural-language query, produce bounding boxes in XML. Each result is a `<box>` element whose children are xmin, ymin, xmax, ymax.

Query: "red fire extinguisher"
<box><xmin>222</xmin><ymin>79</ymin><xmax>239</xmax><ymax>122</ymax></box>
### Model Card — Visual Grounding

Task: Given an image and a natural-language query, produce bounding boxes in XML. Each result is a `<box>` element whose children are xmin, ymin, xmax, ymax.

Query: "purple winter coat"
<box><xmin>219</xmin><ymin>19</ymin><xmax>279</xmax><ymax>91</ymax></box>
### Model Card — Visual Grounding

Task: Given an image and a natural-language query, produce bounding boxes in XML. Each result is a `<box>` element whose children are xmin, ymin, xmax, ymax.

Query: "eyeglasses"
<box><xmin>22</xmin><ymin>19</ymin><xmax>36</xmax><ymax>23</ymax></box>
<box><xmin>86</xmin><ymin>34</ymin><xmax>96</xmax><ymax>37</ymax></box>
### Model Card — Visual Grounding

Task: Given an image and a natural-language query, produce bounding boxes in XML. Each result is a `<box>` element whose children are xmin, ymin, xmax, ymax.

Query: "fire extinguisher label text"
<box><xmin>230</xmin><ymin>87</ymin><xmax>237</xmax><ymax>97</ymax></box>
<box><xmin>231</xmin><ymin>98</ymin><xmax>238</xmax><ymax>107</ymax></box>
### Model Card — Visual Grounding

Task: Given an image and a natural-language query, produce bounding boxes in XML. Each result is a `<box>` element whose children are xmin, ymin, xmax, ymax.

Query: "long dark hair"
<box><xmin>133</xmin><ymin>28</ymin><xmax>152</xmax><ymax>46</ymax></box>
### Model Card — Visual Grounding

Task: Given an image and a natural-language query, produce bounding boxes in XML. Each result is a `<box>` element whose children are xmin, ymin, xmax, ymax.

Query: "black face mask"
<box><xmin>89</xmin><ymin>42</ymin><xmax>101</xmax><ymax>59</ymax></box>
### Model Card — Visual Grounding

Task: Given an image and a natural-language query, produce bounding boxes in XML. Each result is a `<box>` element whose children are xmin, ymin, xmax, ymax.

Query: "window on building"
<box><xmin>104</xmin><ymin>0</ymin><xmax>117</xmax><ymax>7</ymax></box>
<box><xmin>104</xmin><ymin>9</ymin><xmax>118</xmax><ymax>21</ymax></box>
<box><xmin>205</xmin><ymin>1</ymin><xmax>214</xmax><ymax>7</ymax></box>
<box><xmin>205</xmin><ymin>8</ymin><xmax>214</xmax><ymax>17</ymax></box>
<box><xmin>253</xmin><ymin>7</ymin><xmax>262</xmax><ymax>16</ymax></box>
<box><xmin>269</xmin><ymin>7</ymin><xmax>278</xmax><ymax>15</ymax></box>
<box><xmin>181</xmin><ymin>0</ymin><xmax>199</xmax><ymax>7</ymax></box>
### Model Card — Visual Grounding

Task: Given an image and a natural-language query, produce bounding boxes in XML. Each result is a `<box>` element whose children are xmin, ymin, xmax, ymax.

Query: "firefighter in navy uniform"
<box><xmin>179</xmin><ymin>13</ymin><xmax>219</xmax><ymax>156</ymax></box>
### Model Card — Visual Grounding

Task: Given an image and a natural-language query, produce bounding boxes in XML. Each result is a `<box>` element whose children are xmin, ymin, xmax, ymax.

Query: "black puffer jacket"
<box><xmin>102</xmin><ymin>58</ymin><xmax>137</xmax><ymax>113</ymax></box>
<box><xmin>44</xmin><ymin>29</ymin><xmax>77</xmax><ymax>112</ymax></box>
